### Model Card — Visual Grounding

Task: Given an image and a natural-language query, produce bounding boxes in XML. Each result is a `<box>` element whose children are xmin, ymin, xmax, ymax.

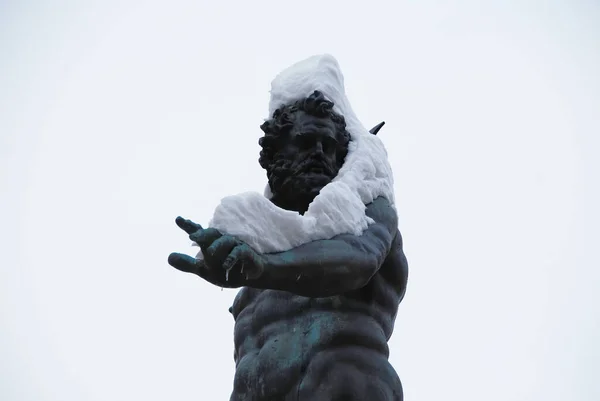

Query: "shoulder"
<box><xmin>379</xmin><ymin>230</ymin><xmax>409</xmax><ymax>298</ymax></box>
<box><xmin>365</xmin><ymin>196</ymin><xmax>398</xmax><ymax>239</ymax></box>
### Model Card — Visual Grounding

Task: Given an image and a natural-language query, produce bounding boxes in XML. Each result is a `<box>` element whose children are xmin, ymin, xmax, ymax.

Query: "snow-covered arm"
<box><xmin>168</xmin><ymin>197</ymin><xmax>398</xmax><ymax>297</ymax></box>
<box><xmin>253</xmin><ymin>196</ymin><xmax>398</xmax><ymax>297</ymax></box>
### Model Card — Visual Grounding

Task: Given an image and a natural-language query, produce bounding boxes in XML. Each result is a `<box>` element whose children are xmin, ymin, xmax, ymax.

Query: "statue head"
<box><xmin>258</xmin><ymin>90</ymin><xmax>351</xmax><ymax>214</ymax></box>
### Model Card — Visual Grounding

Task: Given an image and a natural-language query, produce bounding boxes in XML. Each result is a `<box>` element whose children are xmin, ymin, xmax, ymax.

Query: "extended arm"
<box><xmin>250</xmin><ymin>196</ymin><xmax>398</xmax><ymax>297</ymax></box>
<box><xmin>169</xmin><ymin>197</ymin><xmax>398</xmax><ymax>297</ymax></box>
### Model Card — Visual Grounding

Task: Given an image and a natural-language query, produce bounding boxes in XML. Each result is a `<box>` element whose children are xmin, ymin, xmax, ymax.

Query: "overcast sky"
<box><xmin>1</xmin><ymin>1</ymin><xmax>599</xmax><ymax>400</ymax></box>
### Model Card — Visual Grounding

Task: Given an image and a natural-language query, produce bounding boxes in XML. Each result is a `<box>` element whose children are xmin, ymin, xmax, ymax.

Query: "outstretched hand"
<box><xmin>168</xmin><ymin>216</ymin><xmax>265</xmax><ymax>288</ymax></box>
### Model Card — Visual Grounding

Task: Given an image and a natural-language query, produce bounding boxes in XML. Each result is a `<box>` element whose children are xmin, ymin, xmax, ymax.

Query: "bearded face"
<box><xmin>266</xmin><ymin>110</ymin><xmax>346</xmax><ymax>214</ymax></box>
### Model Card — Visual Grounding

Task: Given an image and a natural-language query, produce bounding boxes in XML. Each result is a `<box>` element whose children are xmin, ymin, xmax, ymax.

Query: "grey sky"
<box><xmin>1</xmin><ymin>1</ymin><xmax>599</xmax><ymax>400</ymax></box>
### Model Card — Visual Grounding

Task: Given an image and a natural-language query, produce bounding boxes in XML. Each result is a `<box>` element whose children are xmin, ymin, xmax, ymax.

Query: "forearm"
<box><xmin>250</xmin><ymin>221</ymin><xmax>396</xmax><ymax>297</ymax></box>
<box><xmin>256</xmin><ymin>242</ymin><xmax>373</xmax><ymax>297</ymax></box>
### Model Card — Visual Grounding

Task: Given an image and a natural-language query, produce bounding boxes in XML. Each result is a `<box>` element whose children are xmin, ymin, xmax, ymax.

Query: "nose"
<box><xmin>314</xmin><ymin>141</ymin><xmax>324</xmax><ymax>156</ymax></box>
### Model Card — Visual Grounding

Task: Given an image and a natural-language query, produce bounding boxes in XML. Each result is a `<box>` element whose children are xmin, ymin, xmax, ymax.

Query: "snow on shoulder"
<box><xmin>205</xmin><ymin>54</ymin><xmax>395</xmax><ymax>254</ymax></box>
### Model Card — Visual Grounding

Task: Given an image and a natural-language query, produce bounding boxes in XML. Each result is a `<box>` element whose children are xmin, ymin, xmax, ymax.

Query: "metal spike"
<box><xmin>369</xmin><ymin>121</ymin><xmax>385</xmax><ymax>135</ymax></box>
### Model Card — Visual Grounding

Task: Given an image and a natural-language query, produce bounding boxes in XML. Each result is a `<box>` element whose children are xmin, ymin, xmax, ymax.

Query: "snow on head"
<box><xmin>205</xmin><ymin>54</ymin><xmax>395</xmax><ymax>255</ymax></box>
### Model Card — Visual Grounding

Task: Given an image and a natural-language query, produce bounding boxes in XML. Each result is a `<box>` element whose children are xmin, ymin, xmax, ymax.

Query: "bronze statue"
<box><xmin>169</xmin><ymin>55</ymin><xmax>408</xmax><ymax>400</ymax></box>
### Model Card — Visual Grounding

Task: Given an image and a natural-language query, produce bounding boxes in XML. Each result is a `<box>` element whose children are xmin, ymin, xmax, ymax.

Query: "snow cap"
<box><xmin>269</xmin><ymin>54</ymin><xmax>369</xmax><ymax>140</ymax></box>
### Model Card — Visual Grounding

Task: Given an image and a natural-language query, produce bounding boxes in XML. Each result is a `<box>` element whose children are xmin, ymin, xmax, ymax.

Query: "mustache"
<box><xmin>267</xmin><ymin>157</ymin><xmax>335</xmax><ymax>200</ymax></box>
<box><xmin>292</xmin><ymin>158</ymin><xmax>335</xmax><ymax>177</ymax></box>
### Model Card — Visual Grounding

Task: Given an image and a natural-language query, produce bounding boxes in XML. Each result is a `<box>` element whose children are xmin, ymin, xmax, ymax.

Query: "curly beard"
<box><xmin>267</xmin><ymin>154</ymin><xmax>338</xmax><ymax>212</ymax></box>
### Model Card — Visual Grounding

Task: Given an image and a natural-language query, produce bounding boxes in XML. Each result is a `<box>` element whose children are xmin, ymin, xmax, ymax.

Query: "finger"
<box><xmin>223</xmin><ymin>245</ymin><xmax>246</xmax><ymax>272</ymax></box>
<box><xmin>207</xmin><ymin>235</ymin><xmax>238</xmax><ymax>259</ymax></box>
<box><xmin>169</xmin><ymin>252</ymin><xmax>236</xmax><ymax>288</ymax></box>
<box><xmin>175</xmin><ymin>216</ymin><xmax>203</xmax><ymax>234</ymax></box>
<box><xmin>223</xmin><ymin>246</ymin><xmax>246</xmax><ymax>281</ymax></box>
<box><xmin>246</xmin><ymin>247</ymin><xmax>265</xmax><ymax>280</ymax></box>
<box><xmin>246</xmin><ymin>252</ymin><xmax>265</xmax><ymax>280</ymax></box>
<box><xmin>223</xmin><ymin>244</ymin><xmax>263</xmax><ymax>279</ymax></box>
<box><xmin>189</xmin><ymin>228</ymin><xmax>222</xmax><ymax>248</ymax></box>
<box><xmin>168</xmin><ymin>252</ymin><xmax>201</xmax><ymax>274</ymax></box>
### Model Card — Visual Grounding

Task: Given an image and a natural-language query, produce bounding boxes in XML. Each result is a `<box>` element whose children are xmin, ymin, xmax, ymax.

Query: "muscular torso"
<box><xmin>229</xmin><ymin>231</ymin><xmax>408</xmax><ymax>401</ymax></box>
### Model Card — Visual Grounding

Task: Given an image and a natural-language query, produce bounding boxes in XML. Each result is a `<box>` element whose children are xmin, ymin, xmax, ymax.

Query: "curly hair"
<box><xmin>258</xmin><ymin>90</ymin><xmax>351</xmax><ymax>171</ymax></box>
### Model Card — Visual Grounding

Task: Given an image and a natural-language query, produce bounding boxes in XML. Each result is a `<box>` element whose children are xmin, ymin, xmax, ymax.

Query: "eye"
<box><xmin>296</xmin><ymin>135</ymin><xmax>313</xmax><ymax>150</ymax></box>
<box><xmin>322</xmin><ymin>138</ymin><xmax>337</xmax><ymax>154</ymax></box>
